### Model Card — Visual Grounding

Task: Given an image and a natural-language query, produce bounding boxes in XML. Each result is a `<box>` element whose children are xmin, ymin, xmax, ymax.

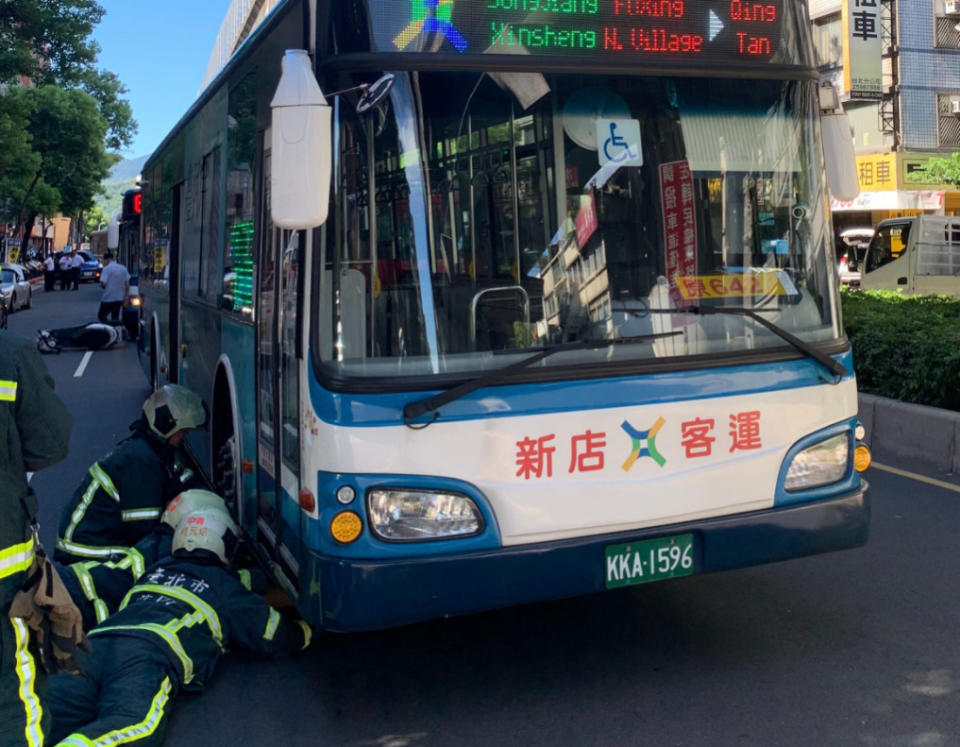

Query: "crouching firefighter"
<box><xmin>58</xmin><ymin>489</ymin><xmax>236</xmax><ymax>631</ymax></box>
<box><xmin>47</xmin><ymin>507</ymin><xmax>312</xmax><ymax>747</ymax></box>
<box><xmin>55</xmin><ymin>385</ymin><xmax>207</xmax><ymax>565</ymax></box>
<box><xmin>1</xmin><ymin>329</ymin><xmax>73</xmax><ymax>747</ymax></box>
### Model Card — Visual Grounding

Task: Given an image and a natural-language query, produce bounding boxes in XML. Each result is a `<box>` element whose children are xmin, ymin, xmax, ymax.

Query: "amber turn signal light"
<box><xmin>854</xmin><ymin>444</ymin><xmax>871</xmax><ymax>472</ymax></box>
<box><xmin>330</xmin><ymin>511</ymin><xmax>363</xmax><ymax>544</ymax></box>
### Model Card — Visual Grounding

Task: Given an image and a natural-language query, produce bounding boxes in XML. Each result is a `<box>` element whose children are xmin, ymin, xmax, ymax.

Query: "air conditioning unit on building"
<box><xmin>950</xmin><ymin>96</ymin><xmax>960</xmax><ymax>115</ymax></box>
<box><xmin>945</xmin><ymin>0</ymin><xmax>960</xmax><ymax>15</ymax></box>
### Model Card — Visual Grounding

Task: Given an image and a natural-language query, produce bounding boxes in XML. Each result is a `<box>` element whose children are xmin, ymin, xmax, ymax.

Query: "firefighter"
<box><xmin>55</xmin><ymin>384</ymin><xmax>207</xmax><ymax>565</ymax></box>
<box><xmin>47</xmin><ymin>508</ymin><xmax>311</xmax><ymax>746</ymax></box>
<box><xmin>1</xmin><ymin>329</ymin><xmax>73</xmax><ymax>747</ymax></box>
<box><xmin>58</xmin><ymin>489</ymin><xmax>234</xmax><ymax>631</ymax></box>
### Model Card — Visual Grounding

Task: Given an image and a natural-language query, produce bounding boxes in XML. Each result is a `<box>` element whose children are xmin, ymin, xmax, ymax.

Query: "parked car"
<box><xmin>1</xmin><ymin>263</ymin><xmax>33</xmax><ymax>312</ymax></box>
<box><xmin>78</xmin><ymin>249</ymin><xmax>103</xmax><ymax>282</ymax></box>
<box><xmin>837</xmin><ymin>227</ymin><xmax>873</xmax><ymax>286</ymax></box>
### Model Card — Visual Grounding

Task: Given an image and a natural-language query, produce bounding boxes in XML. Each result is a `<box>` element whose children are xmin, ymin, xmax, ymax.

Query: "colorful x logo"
<box><xmin>621</xmin><ymin>417</ymin><xmax>666</xmax><ymax>470</ymax></box>
<box><xmin>394</xmin><ymin>0</ymin><xmax>467</xmax><ymax>52</ymax></box>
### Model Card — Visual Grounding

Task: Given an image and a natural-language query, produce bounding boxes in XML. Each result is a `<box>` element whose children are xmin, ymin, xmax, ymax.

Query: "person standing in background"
<box><xmin>69</xmin><ymin>249</ymin><xmax>83</xmax><ymax>290</ymax></box>
<box><xmin>42</xmin><ymin>254</ymin><xmax>56</xmax><ymax>292</ymax></box>
<box><xmin>97</xmin><ymin>251</ymin><xmax>130</xmax><ymax>323</ymax></box>
<box><xmin>0</xmin><ymin>328</ymin><xmax>73</xmax><ymax>746</ymax></box>
<box><xmin>58</xmin><ymin>251</ymin><xmax>72</xmax><ymax>291</ymax></box>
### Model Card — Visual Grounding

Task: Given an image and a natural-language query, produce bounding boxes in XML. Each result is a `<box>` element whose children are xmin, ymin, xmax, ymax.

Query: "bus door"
<box><xmin>255</xmin><ymin>140</ymin><xmax>303</xmax><ymax>594</ymax></box>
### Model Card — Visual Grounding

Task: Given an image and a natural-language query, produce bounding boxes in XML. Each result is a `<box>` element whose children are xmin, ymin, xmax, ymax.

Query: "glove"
<box><xmin>9</xmin><ymin>552</ymin><xmax>91</xmax><ymax>675</ymax></box>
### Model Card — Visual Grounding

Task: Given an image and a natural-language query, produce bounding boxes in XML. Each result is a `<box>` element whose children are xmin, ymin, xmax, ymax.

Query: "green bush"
<box><xmin>842</xmin><ymin>288</ymin><xmax>960</xmax><ymax>412</ymax></box>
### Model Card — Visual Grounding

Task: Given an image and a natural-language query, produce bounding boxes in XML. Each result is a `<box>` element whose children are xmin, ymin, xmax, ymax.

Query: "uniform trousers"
<box><xmin>1</xmin><ymin>569</ymin><xmax>47</xmax><ymax>747</ymax></box>
<box><xmin>47</xmin><ymin>636</ymin><xmax>175</xmax><ymax>747</ymax></box>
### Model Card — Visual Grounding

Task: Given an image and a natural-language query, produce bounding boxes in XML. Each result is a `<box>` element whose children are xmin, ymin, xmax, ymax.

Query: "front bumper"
<box><xmin>303</xmin><ymin>485</ymin><xmax>869</xmax><ymax>631</ymax></box>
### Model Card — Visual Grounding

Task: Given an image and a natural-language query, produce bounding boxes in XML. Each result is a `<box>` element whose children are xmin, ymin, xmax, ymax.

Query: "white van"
<box><xmin>861</xmin><ymin>215</ymin><xmax>960</xmax><ymax>297</ymax></box>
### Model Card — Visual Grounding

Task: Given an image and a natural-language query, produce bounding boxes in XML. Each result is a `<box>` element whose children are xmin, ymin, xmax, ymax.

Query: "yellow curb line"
<box><xmin>871</xmin><ymin>462</ymin><xmax>960</xmax><ymax>494</ymax></box>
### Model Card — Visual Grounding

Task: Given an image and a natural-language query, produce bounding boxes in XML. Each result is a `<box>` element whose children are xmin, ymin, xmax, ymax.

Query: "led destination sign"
<box><xmin>372</xmin><ymin>0</ymin><xmax>790</xmax><ymax>64</ymax></box>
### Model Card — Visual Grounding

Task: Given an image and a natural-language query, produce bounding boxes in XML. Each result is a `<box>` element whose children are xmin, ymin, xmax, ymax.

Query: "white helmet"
<box><xmin>161</xmin><ymin>489</ymin><xmax>228</xmax><ymax>530</ymax></box>
<box><xmin>36</xmin><ymin>330</ymin><xmax>60</xmax><ymax>354</ymax></box>
<box><xmin>143</xmin><ymin>384</ymin><xmax>207</xmax><ymax>439</ymax></box>
<box><xmin>171</xmin><ymin>508</ymin><xmax>238</xmax><ymax>565</ymax></box>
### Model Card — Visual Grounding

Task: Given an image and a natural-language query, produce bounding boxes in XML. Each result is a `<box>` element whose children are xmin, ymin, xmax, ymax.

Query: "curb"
<box><xmin>858</xmin><ymin>392</ymin><xmax>960</xmax><ymax>474</ymax></box>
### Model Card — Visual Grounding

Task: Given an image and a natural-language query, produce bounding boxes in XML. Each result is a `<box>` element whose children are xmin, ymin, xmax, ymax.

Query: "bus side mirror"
<box><xmin>270</xmin><ymin>50</ymin><xmax>332</xmax><ymax>230</ymax></box>
<box><xmin>821</xmin><ymin>112</ymin><xmax>859</xmax><ymax>201</ymax></box>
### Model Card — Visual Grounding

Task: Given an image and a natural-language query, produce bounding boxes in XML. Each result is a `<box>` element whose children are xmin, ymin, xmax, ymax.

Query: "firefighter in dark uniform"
<box><xmin>47</xmin><ymin>507</ymin><xmax>311</xmax><ymax>746</ymax></box>
<box><xmin>58</xmin><ymin>489</ymin><xmax>236</xmax><ymax>631</ymax></box>
<box><xmin>0</xmin><ymin>329</ymin><xmax>73</xmax><ymax>747</ymax></box>
<box><xmin>55</xmin><ymin>384</ymin><xmax>207</xmax><ymax>565</ymax></box>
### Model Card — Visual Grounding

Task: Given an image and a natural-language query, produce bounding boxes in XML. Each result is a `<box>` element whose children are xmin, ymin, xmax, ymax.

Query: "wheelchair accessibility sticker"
<box><xmin>597</xmin><ymin>118</ymin><xmax>643</xmax><ymax>168</ymax></box>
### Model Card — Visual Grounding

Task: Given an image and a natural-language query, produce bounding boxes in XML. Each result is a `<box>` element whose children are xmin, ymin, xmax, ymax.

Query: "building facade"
<box><xmin>811</xmin><ymin>0</ymin><xmax>960</xmax><ymax>231</ymax></box>
<box><xmin>201</xmin><ymin>0</ymin><xmax>282</xmax><ymax>91</ymax></box>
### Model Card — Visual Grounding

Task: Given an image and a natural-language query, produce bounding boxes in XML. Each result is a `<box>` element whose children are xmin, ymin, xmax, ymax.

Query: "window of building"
<box><xmin>935</xmin><ymin>0</ymin><xmax>960</xmax><ymax>48</ymax></box>
<box><xmin>936</xmin><ymin>93</ymin><xmax>960</xmax><ymax>148</ymax></box>
<box><xmin>812</xmin><ymin>14</ymin><xmax>843</xmax><ymax>67</ymax></box>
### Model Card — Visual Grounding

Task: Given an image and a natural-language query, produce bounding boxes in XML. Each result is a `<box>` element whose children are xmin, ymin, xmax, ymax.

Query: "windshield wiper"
<box><xmin>402</xmin><ymin>331</ymin><xmax>682</xmax><ymax>426</ymax></box>
<box><xmin>678</xmin><ymin>305</ymin><xmax>847</xmax><ymax>379</ymax></box>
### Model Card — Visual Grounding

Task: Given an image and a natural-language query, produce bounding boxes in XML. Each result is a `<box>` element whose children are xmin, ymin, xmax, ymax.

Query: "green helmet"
<box><xmin>171</xmin><ymin>508</ymin><xmax>238</xmax><ymax>565</ymax></box>
<box><xmin>161</xmin><ymin>489</ymin><xmax>228</xmax><ymax>530</ymax></box>
<box><xmin>143</xmin><ymin>384</ymin><xmax>207</xmax><ymax>439</ymax></box>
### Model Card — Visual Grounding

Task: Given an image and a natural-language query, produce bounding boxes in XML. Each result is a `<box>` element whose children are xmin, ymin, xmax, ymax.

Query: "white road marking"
<box><xmin>872</xmin><ymin>462</ymin><xmax>960</xmax><ymax>495</ymax></box>
<box><xmin>74</xmin><ymin>351</ymin><xmax>93</xmax><ymax>378</ymax></box>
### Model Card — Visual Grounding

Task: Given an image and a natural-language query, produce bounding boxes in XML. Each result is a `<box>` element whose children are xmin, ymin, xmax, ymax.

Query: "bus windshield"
<box><xmin>318</xmin><ymin>71</ymin><xmax>838</xmax><ymax>380</ymax></box>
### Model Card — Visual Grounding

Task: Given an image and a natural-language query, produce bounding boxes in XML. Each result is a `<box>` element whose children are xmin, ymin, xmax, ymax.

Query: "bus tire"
<box><xmin>211</xmin><ymin>363</ymin><xmax>242</xmax><ymax>526</ymax></box>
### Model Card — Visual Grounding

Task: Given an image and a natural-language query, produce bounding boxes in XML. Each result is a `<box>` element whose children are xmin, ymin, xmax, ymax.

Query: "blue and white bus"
<box><xmin>137</xmin><ymin>0</ymin><xmax>870</xmax><ymax>631</ymax></box>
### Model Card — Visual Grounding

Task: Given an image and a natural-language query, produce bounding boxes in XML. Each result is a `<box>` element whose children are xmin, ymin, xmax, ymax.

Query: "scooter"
<box><xmin>37</xmin><ymin>323</ymin><xmax>121</xmax><ymax>353</ymax></box>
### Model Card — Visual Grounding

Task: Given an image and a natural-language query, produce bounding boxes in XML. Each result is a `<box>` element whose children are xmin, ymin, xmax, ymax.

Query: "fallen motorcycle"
<box><xmin>36</xmin><ymin>322</ymin><xmax>121</xmax><ymax>353</ymax></box>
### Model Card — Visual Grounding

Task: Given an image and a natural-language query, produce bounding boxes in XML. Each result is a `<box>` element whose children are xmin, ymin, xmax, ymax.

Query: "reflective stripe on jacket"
<box><xmin>89</xmin><ymin>556</ymin><xmax>309</xmax><ymax>690</ymax></box>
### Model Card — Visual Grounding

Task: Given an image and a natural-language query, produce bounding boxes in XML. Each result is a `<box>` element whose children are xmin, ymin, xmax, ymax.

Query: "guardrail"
<box><xmin>859</xmin><ymin>392</ymin><xmax>960</xmax><ymax>474</ymax></box>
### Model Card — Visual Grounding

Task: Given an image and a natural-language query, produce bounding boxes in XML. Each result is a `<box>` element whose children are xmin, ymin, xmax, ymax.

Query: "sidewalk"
<box><xmin>859</xmin><ymin>392</ymin><xmax>960</xmax><ymax>475</ymax></box>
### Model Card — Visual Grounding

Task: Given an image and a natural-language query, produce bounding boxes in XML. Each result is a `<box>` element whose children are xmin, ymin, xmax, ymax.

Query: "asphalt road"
<box><xmin>9</xmin><ymin>283</ymin><xmax>960</xmax><ymax>747</ymax></box>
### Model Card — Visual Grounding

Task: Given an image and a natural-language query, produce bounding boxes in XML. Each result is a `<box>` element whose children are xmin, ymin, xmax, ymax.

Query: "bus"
<box><xmin>105</xmin><ymin>187</ymin><xmax>144</xmax><ymax>338</ymax></box>
<box><xmin>117</xmin><ymin>187</ymin><xmax>142</xmax><ymax>272</ymax></box>
<box><xmin>136</xmin><ymin>0</ymin><xmax>870</xmax><ymax>631</ymax></box>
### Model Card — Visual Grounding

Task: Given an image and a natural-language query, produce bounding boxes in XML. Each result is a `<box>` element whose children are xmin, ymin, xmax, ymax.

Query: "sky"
<box><xmin>91</xmin><ymin>1</ymin><xmax>232</xmax><ymax>159</ymax></box>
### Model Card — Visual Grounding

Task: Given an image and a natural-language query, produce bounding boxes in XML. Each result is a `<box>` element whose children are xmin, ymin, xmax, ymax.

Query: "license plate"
<box><xmin>604</xmin><ymin>534</ymin><xmax>695</xmax><ymax>589</ymax></box>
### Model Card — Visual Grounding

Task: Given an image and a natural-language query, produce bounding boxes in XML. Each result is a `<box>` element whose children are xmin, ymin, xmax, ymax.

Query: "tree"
<box><xmin>0</xmin><ymin>0</ymin><xmax>136</xmax><ymax>246</ymax></box>
<box><xmin>0</xmin><ymin>90</ymin><xmax>40</xmax><ymax>219</ymax></box>
<box><xmin>0</xmin><ymin>0</ymin><xmax>103</xmax><ymax>86</ymax></box>
<box><xmin>906</xmin><ymin>153</ymin><xmax>960</xmax><ymax>188</ymax></box>
<box><xmin>5</xmin><ymin>85</ymin><xmax>114</xmax><ymax>247</ymax></box>
<box><xmin>0</xmin><ymin>0</ymin><xmax>136</xmax><ymax>152</ymax></box>
<box><xmin>83</xmin><ymin>205</ymin><xmax>109</xmax><ymax>239</ymax></box>
<box><xmin>79</xmin><ymin>68</ymin><xmax>136</xmax><ymax>151</ymax></box>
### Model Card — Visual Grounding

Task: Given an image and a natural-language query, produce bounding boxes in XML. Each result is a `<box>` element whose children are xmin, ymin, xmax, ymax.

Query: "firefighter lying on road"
<box><xmin>57</xmin><ymin>489</ymin><xmax>257</xmax><ymax>631</ymax></box>
<box><xmin>47</xmin><ymin>506</ymin><xmax>312</xmax><ymax>746</ymax></box>
<box><xmin>55</xmin><ymin>385</ymin><xmax>207</xmax><ymax>564</ymax></box>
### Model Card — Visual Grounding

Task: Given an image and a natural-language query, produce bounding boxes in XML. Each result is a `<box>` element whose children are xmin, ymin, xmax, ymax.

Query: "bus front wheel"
<box><xmin>211</xmin><ymin>368</ymin><xmax>242</xmax><ymax>525</ymax></box>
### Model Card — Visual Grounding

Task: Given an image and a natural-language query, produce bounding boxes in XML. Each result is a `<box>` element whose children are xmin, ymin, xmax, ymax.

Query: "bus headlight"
<box><xmin>784</xmin><ymin>434</ymin><xmax>849</xmax><ymax>491</ymax></box>
<box><xmin>367</xmin><ymin>488</ymin><xmax>483</xmax><ymax>541</ymax></box>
